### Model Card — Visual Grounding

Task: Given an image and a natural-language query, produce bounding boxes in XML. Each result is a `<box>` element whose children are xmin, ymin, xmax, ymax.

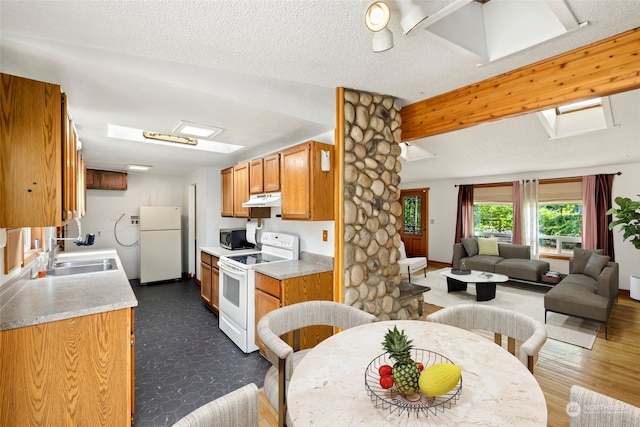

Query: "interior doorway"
<box><xmin>187</xmin><ymin>183</ymin><xmax>197</xmax><ymax>278</ymax></box>
<box><xmin>400</xmin><ymin>188</ymin><xmax>429</xmax><ymax>259</ymax></box>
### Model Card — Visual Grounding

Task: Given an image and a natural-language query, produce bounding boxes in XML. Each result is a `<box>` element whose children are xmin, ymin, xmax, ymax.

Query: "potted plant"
<box><xmin>607</xmin><ymin>195</ymin><xmax>640</xmax><ymax>300</ymax></box>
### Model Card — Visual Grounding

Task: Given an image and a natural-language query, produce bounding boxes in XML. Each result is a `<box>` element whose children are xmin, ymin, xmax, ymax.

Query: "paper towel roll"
<box><xmin>246</xmin><ymin>222</ymin><xmax>258</xmax><ymax>245</ymax></box>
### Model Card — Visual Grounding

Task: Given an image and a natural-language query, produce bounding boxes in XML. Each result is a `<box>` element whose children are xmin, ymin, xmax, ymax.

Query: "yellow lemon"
<box><xmin>418</xmin><ymin>363</ymin><xmax>461</xmax><ymax>396</ymax></box>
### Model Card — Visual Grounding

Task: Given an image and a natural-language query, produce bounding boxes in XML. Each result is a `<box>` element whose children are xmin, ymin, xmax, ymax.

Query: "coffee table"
<box><xmin>439</xmin><ymin>268</ymin><xmax>509</xmax><ymax>301</ymax></box>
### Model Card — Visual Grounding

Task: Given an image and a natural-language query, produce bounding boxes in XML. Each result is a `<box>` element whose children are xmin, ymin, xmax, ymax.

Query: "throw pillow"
<box><xmin>477</xmin><ymin>237</ymin><xmax>499</xmax><ymax>256</ymax></box>
<box><xmin>572</xmin><ymin>248</ymin><xmax>604</xmax><ymax>274</ymax></box>
<box><xmin>584</xmin><ymin>253</ymin><xmax>610</xmax><ymax>280</ymax></box>
<box><xmin>461</xmin><ymin>238</ymin><xmax>479</xmax><ymax>257</ymax></box>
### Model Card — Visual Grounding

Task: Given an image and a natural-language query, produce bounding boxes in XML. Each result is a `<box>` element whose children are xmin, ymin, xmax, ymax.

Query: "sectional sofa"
<box><xmin>452</xmin><ymin>237</ymin><xmax>550</xmax><ymax>282</ymax></box>
<box><xmin>544</xmin><ymin>248</ymin><xmax>619</xmax><ymax>339</ymax></box>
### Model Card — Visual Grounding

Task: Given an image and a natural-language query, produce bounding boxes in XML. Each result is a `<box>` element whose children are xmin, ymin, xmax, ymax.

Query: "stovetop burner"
<box><xmin>226</xmin><ymin>253</ymin><xmax>287</xmax><ymax>265</ymax></box>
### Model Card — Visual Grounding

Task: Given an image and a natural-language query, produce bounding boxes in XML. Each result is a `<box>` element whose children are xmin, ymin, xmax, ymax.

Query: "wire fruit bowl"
<box><xmin>364</xmin><ymin>348</ymin><xmax>462</xmax><ymax>417</ymax></box>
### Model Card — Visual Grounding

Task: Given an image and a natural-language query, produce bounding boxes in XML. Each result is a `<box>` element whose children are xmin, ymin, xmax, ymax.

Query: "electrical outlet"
<box><xmin>322</xmin><ymin>230</ymin><xmax>328</xmax><ymax>241</ymax></box>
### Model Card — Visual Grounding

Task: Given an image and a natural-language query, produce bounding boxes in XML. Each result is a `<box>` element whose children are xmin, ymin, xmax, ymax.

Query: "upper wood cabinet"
<box><xmin>0</xmin><ymin>73</ymin><xmax>86</xmax><ymax>228</ymax></box>
<box><xmin>86</xmin><ymin>169</ymin><xmax>128</xmax><ymax>190</ymax></box>
<box><xmin>250</xmin><ymin>153</ymin><xmax>280</xmax><ymax>194</ymax></box>
<box><xmin>263</xmin><ymin>153</ymin><xmax>281</xmax><ymax>192</ymax></box>
<box><xmin>249</xmin><ymin>158</ymin><xmax>264</xmax><ymax>194</ymax></box>
<box><xmin>221</xmin><ymin>167</ymin><xmax>234</xmax><ymax>217</ymax></box>
<box><xmin>233</xmin><ymin>162</ymin><xmax>250</xmax><ymax>218</ymax></box>
<box><xmin>0</xmin><ymin>73</ymin><xmax>62</xmax><ymax>228</ymax></box>
<box><xmin>280</xmin><ymin>141</ymin><xmax>334</xmax><ymax>221</ymax></box>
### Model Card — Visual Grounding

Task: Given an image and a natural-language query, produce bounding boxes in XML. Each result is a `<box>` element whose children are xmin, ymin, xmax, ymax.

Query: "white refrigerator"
<box><xmin>139</xmin><ymin>206</ymin><xmax>182</xmax><ymax>284</ymax></box>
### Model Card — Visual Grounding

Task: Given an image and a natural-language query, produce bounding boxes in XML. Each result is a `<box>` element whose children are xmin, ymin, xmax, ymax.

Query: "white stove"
<box><xmin>218</xmin><ymin>231</ymin><xmax>299</xmax><ymax>353</ymax></box>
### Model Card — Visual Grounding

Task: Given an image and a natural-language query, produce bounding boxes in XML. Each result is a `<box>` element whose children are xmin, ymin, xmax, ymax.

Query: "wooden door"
<box><xmin>400</xmin><ymin>188</ymin><xmax>429</xmax><ymax>259</ymax></box>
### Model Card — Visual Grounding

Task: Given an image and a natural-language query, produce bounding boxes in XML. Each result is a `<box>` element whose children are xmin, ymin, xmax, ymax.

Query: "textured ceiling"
<box><xmin>1</xmin><ymin>0</ymin><xmax>639</xmax><ymax>183</ymax></box>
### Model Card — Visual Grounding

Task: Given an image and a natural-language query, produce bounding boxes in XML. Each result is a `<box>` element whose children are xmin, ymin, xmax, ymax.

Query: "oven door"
<box><xmin>218</xmin><ymin>259</ymin><xmax>248</xmax><ymax>329</ymax></box>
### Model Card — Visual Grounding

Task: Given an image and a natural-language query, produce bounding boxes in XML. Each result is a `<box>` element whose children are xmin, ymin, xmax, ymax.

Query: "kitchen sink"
<box><xmin>46</xmin><ymin>258</ymin><xmax>117</xmax><ymax>276</ymax></box>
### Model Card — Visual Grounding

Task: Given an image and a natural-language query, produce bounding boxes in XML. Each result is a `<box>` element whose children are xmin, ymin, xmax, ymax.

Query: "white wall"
<box><xmin>65</xmin><ymin>173</ymin><xmax>184</xmax><ymax>279</ymax></box>
<box><xmin>401</xmin><ymin>161</ymin><xmax>640</xmax><ymax>291</ymax></box>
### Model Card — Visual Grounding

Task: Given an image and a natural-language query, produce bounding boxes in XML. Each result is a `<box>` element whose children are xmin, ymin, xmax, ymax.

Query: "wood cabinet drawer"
<box><xmin>201</xmin><ymin>252</ymin><xmax>212</xmax><ymax>266</ymax></box>
<box><xmin>211</xmin><ymin>255</ymin><xmax>219</xmax><ymax>269</ymax></box>
<box><xmin>255</xmin><ymin>273</ymin><xmax>281</xmax><ymax>298</ymax></box>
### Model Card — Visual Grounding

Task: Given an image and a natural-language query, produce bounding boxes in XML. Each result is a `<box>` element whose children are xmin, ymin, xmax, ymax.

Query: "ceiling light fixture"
<box><xmin>142</xmin><ymin>130</ymin><xmax>198</xmax><ymax>145</ymax></box>
<box><xmin>128</xmin><ymin>164</ymin><xmax>152</xmax><ymax>171</ymax></box>
<box><xmin>396</xmin><ymin>0</ymin><xmax>429</xmax><ymax>34</ymax></box>
<box><xmin>172</xmin><ymin>120</ymin><xmax>223</xmax><ymax>139</ymax></box>
<box><xmin>365</xmin><ymin>2</ymin><xmax>394</xmax><ymax>52</ymax></box>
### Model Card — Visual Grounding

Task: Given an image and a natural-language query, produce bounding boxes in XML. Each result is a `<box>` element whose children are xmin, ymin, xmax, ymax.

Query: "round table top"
<box><xmin>287</xmin><ymin>320</ymin><xmax>547</xmax><ymax>426</ymax></box>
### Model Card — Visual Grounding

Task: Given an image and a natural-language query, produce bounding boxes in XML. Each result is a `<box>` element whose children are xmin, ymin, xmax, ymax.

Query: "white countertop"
<box><xmin>0</xmin><ymin>249</ymin><xmax>138</xmax><ymax>331</ymax></box>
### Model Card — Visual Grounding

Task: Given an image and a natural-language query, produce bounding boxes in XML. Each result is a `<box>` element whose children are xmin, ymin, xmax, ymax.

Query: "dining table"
<box><xmin>287</xmin><ymin>320</ymin><xmax>547</xmax><ymax>426</ymax></box>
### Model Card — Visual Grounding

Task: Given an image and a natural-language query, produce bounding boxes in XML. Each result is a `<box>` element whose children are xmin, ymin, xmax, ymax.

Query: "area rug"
<box><xmin>412</xmin><ymin>270</ymin><xmax>601</xmax><ymax>349</ymax></box>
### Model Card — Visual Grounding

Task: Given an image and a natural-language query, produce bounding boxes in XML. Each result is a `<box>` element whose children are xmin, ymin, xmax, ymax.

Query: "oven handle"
<box><xmin>219</xmin><ymin>260</ymin><xmax>246</xmax><ymax>277</ymax></box>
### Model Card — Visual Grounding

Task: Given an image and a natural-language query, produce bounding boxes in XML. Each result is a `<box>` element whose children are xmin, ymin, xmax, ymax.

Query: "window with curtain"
<box><xmin>473</xmin><ymin>185</ymin><xmax>514</xmax><ymax>242</ymax></box>
<box><xmin>538</xmin><ymin>180</ymin><xmax>583</xmax><ymax>256</ymax></box>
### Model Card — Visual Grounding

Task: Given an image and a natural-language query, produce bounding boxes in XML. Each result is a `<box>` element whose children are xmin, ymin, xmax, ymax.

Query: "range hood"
<box><xmin>242</xmin><ymin>192</ymin><xmax>281</xmax><ymax>208</ymax></box>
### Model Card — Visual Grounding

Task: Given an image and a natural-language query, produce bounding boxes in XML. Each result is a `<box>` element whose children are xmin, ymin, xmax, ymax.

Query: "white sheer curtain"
<box><xmin>521</xmin><ymin>179</ymin><xmax>539</xmax><ymax>259</ymax></box>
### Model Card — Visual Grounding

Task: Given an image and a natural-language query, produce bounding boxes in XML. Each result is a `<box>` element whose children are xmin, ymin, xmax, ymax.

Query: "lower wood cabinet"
<box><xmin>200</xmin><ymin>251</ymin><xmax>219</xmax><ymax>313</ymax></box>
<box><xmin>254</xmin><ymin>271</ymin><xmax>333</xmax><ymax>355</ymax></box>
<box><xmin>0</xmin><ymin>308</ymin><xmax>134</xmax><ymax>426</ymax></box>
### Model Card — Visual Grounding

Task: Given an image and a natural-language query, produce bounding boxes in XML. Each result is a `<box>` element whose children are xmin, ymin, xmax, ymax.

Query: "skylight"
<box><xmin>399</xmin><ymin>142</ymin><xmax>435</xmax><ymax>161</ymax></box>
<box><xmin>107</xmin><ymin>124</ymin><xmax>243</xmax><ymax>154</ymax></box>
<box><xmin>537</xmin><ymin>97</ymin><xmax>613</xmax><ymax>139</ymax></box>
<box><xmin>172</xmin><ymin>121</ymin><xmax>223</xmax><ymax>139</ymax></box>
<box><xmin>423</xmin><ymin>0</ymin><xmax>585</xmax><ymax>64</ymax></box>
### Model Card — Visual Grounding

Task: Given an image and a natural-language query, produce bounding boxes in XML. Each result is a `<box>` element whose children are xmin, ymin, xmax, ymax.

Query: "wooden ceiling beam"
<box><xmin>400</xmin><ymin>27</ymin><xmax>640</xmax><ymax>142</ymax></box>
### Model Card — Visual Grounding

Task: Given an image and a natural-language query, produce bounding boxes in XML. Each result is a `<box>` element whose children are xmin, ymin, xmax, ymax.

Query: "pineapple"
<box><xmin>382</xmin><ymin>326</ymin><xmax>420</xmax><ymax>395</ymax></box>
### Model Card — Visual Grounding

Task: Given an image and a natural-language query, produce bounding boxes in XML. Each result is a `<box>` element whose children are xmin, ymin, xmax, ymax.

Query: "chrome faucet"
<box><xmin>47</xmin><ymin>218</ymin><xmax>89</xmax><ymax>269</ymax></box>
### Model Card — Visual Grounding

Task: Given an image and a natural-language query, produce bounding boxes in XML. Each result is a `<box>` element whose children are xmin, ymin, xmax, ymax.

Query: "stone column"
<box><xmin>342</xmin><ymin>89</ymin><xmax>415</xmax><ymax>320</ymax></box>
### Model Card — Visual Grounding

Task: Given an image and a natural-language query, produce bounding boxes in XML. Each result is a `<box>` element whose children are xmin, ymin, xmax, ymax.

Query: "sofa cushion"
<box><xmin>478</xmin><ymin>237</ymin><xmax>499</xmax><ymax>256</ymax></box>
<box><xmin>498</xmin><ymin>243</ymin><xmax>530</xmax><ymax>260</ymax></box>
<box><xmin>544</xmin><ymin>277</ymin><xmax>609</xmax><ymax>322</ymax></box>
<box><xmin>584</xmin><ymin>253</ymin><xmax>610</xmax><ymax>280</ymax></box>
<box><xmin>495</xmin><ymin>258</ymin><xmax>550</xmax><ymax>282</ymax></box>
<box><xmin>571</xmin><ymin>248</ymin><xmax>604</xmax><ymax>274</ymax></box>
<box><xmin>461</xmin><ymin>238</ymin><xmax>478</xmax><ymax>257</ymax></box>
<box><xmin>463</xmin><ymin>255</ymin><xmax>503</xmax><ymax>273</ymax></box>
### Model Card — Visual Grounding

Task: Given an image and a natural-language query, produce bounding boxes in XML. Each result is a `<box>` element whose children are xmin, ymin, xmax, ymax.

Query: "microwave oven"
<box><xmin>220</xmin><ymin>228</ymin><xmax>254</xmax><ymax>250</ymax></box>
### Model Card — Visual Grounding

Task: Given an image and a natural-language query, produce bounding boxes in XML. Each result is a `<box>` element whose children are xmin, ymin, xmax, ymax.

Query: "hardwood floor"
<box><xmin>258</xmin><ymin>264</ymin><xmax>640</xmax><ymax>426</ymax></box>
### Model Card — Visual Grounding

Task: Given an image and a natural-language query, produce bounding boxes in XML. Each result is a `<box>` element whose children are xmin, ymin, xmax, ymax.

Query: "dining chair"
<box><xmin>426</xmin><ymin>304</ymin><xmax>547</xmax><ymax>373</ymax></box>
<box><xmin>569</xmin><ymin>385</ymin><xmax>640</xmax><ymax>426</ymax></box>
<box><xmin>257</xmin><ymin>300</ymin><xmax>376</xmax><ymax>427</ymax></box>
<box><xmin>172</xmin><ymin>383</ymin><xmax>259</xmax><ymax>427</ymax></box>
<box><xmin>398</xmin><ymin>240</ymin><xmax>427</xmax><ymax>283</ymax></box>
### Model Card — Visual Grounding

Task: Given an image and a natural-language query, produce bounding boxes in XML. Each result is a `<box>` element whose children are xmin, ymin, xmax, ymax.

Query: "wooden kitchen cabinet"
<box><xmin>250</xmin><ymin>153</ymin><xmax>280</xmax><ymax>194</ymax></box>
<box><xmin>280</xmin><ymin>141</ymin><xmax>334</xmax><ymax>221</ymax></box>
<box><xmin>0</xmin><ymin>73</ymin><xmax>62</xmax><ymax>228</ymax></box>
<box><xmin>86</xmin><ymin>169</ymin><xmax>128</xmax><ymax>190</ymax></box>
<box><xmin>249</xmin><ymin>158</ymin><xmax>264</xmax><ymax>194</ymax></box>
<box><xmin>0</xmin><ymin>308</ymin><xmax>134</xmax><ymax>426</ymax></box>
<box><xmin>200</xmin><ymin>251</ymin><xmax>220</xmax><ymax>313</ymax></box>
<box><xmin>254</xmin><ymin>271</ymin><xmax>333</xmax><ymax>355</ymax></box>
<box><xmin>221</xmin><ymin>167</ymin><xmax>234</xmax><ymax>217</ymax></box>
<box><xmin>1</xmin><ymin>73</ymin><xmax>86</xmax><ymax>228</ymax></box>
<box><xmin>233</xmin><ymin>162</ymin><xmax>250</xmax><ymax>218</ymax></box>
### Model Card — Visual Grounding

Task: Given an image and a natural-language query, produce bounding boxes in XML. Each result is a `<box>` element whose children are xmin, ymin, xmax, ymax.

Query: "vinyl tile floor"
<box><xmin>131</xmin><ymin>278</ymin><xmax>271</xmax><ymax>426</ymax></box>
